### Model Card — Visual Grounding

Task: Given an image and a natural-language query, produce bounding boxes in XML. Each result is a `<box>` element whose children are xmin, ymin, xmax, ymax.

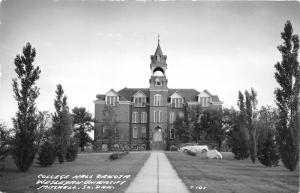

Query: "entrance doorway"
<box><xmin>152</xmin><ymin>126</ymin><xmax>165</xmax><ymax>150</ymax></box>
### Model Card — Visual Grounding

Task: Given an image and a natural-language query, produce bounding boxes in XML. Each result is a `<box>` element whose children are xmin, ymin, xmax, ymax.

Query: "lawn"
<box><xmin>0</xmin><ymin>152</ymin><xmax>150</xmax><ymax>193</ymax></box>
<box><xmin>166</xmin><ymin>152</ymin><xmax>299</xmax><ymax>193</ymax></box>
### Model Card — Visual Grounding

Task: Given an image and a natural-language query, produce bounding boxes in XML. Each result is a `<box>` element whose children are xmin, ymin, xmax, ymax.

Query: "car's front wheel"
<box><xmin>201</xmin><ymin>149</ymin><xmax>208</xmax><ymax>153</ymax></box>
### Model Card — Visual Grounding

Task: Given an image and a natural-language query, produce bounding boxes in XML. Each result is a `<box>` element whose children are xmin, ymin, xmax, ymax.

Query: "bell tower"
<box><xmin>149</xmin><ymin>36</ymin><xmax>168</xmax><ymax>89</ymax></box>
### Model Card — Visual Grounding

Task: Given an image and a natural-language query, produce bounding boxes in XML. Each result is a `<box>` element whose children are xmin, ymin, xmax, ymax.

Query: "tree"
<box><xmin>274</xmin><ymin>20</ymin><xmax>300</xmax><ymax>171</ymax></box>
<box><xmin>245</xmin><ymin>88</ymin><xmax>258</xmax><ymax>163</ymax></box>
<box><xmin>52</xmin><ymin>84</ymin><xmax>72</xmax><ymax>164</ymax></box>
<box><xmin>174</xmin><ymin>104</ymin><xmax>193</xmax><ymax>143</ymax></box>
<box><xmin>256</xmin><ymin>106</ymin><xmax>280</xmax><ymax>167</ymax></box>
<box><xmin>0</xmin><ymin>123</ymin><xmax>13</xmax><ymax>171</ymax></box>
<box><xmin>72</xmin><ymin>107</ymin><xmax>93</xmax><ymax>151</ymax></box>
<box><xmin>12</xmin><ymin>42</ymin><xmax>41</xmax><ymax>172</ymax></box>
<box><xmin>196</xmin><ymin>109</ymin><xmax>224</xmax><ymax>150</ymax></box>
<box><xmin>35</xmin><ymin>111</ymin><xmax>51</xmax><ymax>149</ymax></box>
<box><xmin>225</xmin><ymin>108</ymin><xmax>249</xmax><ymax>159</ymax></box>
<box><xmin>102</xmin><ymin>105</ymin><xmax>118</xmax><ymax>151</ymax></box>
<box><xmin>37</xmin><ymin>141</ymin><xmax>56</xmax><ymax>167</ymax></box>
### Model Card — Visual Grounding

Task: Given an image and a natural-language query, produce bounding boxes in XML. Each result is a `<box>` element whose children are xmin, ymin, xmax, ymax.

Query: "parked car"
<box><xmin>179</xmin><ymin>144</ymin><xmax>209</xmax><ymax>153</ymax></box>
<box><xmin>206</xmin><ymin>150</ymin><xmax>222</xmax><ymax>159</ymax></box>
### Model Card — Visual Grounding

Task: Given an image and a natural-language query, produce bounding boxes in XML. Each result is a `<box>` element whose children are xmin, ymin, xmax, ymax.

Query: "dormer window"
<box><xmin>106</xmin><ymin>96</ymin><xmax>119</xmax><ymax>106</ymax></box>
<box><xmin>199</xmin><ymin>97</ymin><xmax>211</xmax><ymax>107</ymax></box>
<box><xmin>170</xmin><ymin>92</ymin><xmax>184</xmax><ymax>108</ymax></box>
<box><xmin>171</xmin><ymin>98</ymin><xmax>183</xmax><ymax>108</ymax></box>
<box><xmin>105</xmin><ymin>89</ymin><xmax>119</xmax><ymax>106</ymax></box>
<box><xmin>134</xmin><ymin>97</ymin><xmax>146</xmax><ymax>107</ymax></box>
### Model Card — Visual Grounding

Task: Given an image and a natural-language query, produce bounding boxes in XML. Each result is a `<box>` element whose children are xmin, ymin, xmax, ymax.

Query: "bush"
<box><xmin>109</xmin><ymin>151</ymin><xmax>129</xmax><ymax>160</ymax></box>
<box><xmin>66</xmin><ymin>144</ymin><xmax>78</xmax><ymax>162</ymax></box>
<box><xmin>185</xmin><ymin>149</ymin><xmax>197</xmax><ymax>156</ymax></box>
<box><xmin>170</xmin><ymin>145</ymin><xmax>178</xmax><ymax>151</ymax></box>
<box><xmin>257</xmin><ymin>130</ymin><xmax>280</xmax><ymax>167</ymax></box>
<box><xmin>37</xmin><ymin>141</ymin><xmax>56</xmax><ymax>167</ymax></box>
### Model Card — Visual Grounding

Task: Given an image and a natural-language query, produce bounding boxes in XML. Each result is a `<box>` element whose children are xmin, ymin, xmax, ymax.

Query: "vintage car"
<box><xmin>178</xmin><ymin>144</ymin><xmax>209</xmax><ymax>153</ymax></box>
<box><xmin>206</xmin><ymin>150</ymin><xmax>223</xmax><ymax>159</ymax></box>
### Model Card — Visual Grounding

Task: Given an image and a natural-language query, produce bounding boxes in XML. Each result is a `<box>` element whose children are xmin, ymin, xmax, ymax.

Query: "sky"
<box><xmin>0</xmin><ymin>0</ymin><xmax>300</xmax><ymax>127</ymax></box>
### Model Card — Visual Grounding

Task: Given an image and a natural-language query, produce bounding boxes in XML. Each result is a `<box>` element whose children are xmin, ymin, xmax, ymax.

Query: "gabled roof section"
<box><xmin>169</xmin><ymin>91</ymin><xmax>184</xmax><ymax>98</ymax></box>
<box><xmin>133</xmin><ymin>90</ymin><xmax>147</xmax><ymax>98</ymax></box>
<box><xmin>105</xmin><ymin>89</ymin><xmax>118</xmax><ymax>96</ymax></box>
<box><xmin>168</xmin><ymin>89</ymin><xmax>200</xmax><ymax>102</ymax></box>
<box><xmin>198</xmin><ymin>89</ymin><xmax>222</xmax><ymax>103</ymax></box>
<box><xmin>118</xmin><ymin>87</ymin><xmax>149</xmax><ymax>101</ymax></box>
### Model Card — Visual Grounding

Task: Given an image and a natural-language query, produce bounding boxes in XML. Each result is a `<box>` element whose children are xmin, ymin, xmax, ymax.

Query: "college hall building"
<box><xmin>94</xmin><ymin>39</ymin><xmax>223</xmax><ymax>151</ymax></box>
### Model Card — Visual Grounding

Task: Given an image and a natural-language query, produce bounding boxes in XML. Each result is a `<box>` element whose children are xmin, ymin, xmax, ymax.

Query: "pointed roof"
<box><xmin>154</xmin><ymin>36</ymin><xmax>163</xmax><ymax>55</ymax></box>
<box><xmin>155</xmin><ymin>43</ymin><xmax>163</xmax><ymax>56</ymax></box>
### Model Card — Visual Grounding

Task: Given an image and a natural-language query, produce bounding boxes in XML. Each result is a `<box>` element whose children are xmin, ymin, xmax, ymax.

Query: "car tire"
<box><xmin>201</xmin><ymin>149</ymin><xmax>208</xmax><ymax>153</ymax></box>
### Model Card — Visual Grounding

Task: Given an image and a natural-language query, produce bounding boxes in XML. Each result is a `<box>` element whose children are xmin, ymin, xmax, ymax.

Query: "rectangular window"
<box><xmin>134</xmin><ymin>97</ymin><xmax>146</xmax><ymax>107</ymax></box>
<box><xmin>133</xmin><ymin>127</ymin><xmax>138</xmax><ymax>138</ymax></box>
<box><xmin>171</xmin><ymin>98</ymin><xmax>183</xmax><ymax>108</ymax></box>
<box><xmin>141</xmin><ymin>127</ymin><xmax>146</xmax><ymax>138</ymax></box>
<box><xmin>158</xmin><ymin>110</ymin><xmax>162</xmax><ymax>123</ymax></box>
<box><xmin>154</xmin><ymin>95</ymin><xmax>161</xmax><ymax>106</ymax></box>
<box><xmin>106</xmin><ymin>96</ymin><xmax>118</xmax><ymax>106</ymax></box>
<box><xmin>170</xmin><ymin>128</ymin><xmax>175</xmax><ymax>139</ymax></box>
<box><xmin>141</xmin><ymin>112</ymin><xmax>147</xmax><ymax>123</ymax></box>
<box><xmin>132</xmin><ymin>112</ymin><xmax>139</xmax><ymax>123</ymax></box>
<box><xmin>169</xmin><ymin>112</ymin><xmax>175</xmax><ymax>123</ymax></box>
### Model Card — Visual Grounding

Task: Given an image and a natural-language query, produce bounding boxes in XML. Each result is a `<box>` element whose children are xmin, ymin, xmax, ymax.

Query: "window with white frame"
<box><xmin>141</xmin><ymin>112</ymin><xmax>147</xmax><ymax>123</ymax></box>
<box><xmin>134</xmin><ymin>97</ymin><xmax>146</xmax><ymax>107</ymax></box>
<box><xmin>106</xmin><ymin>96</ymin><xmax>119</xmax><ymax>106</ymax></box>
<box><xmin>171</xmin><ymin>98</ymin><xmax>183</xmax><ymax>108</ymax></box>
<box><xmin>133</xmin><ymin>127</ymin><xmax>138</xmax><ymax>138</ymax></box>
<box><xmin>154</xmin><ymin>94</ymin><xmax>161</xmax><ymax>106</ymax></box>
<box><xmin>132</xmin><ymin>112</ymin><xmax>139</xmax><ymax>123</ymax></box>
<box><xmin>158</xmin><ymin>110</ymin><xmax>162</xmax><ymax>123</ymax></box>
<box><xmin>169</xmin><ymin>112</ymin><xmax>175</xmax><ymax>123</ymax></box>
<box><xmin>154</xmin><ymin>111</ymin><xmax>158</xmax><ymax>123</ymax></box>
<box><xmin>141</xmin><ymin>127</ymin><xmax>146</xmax><ymax>138</ymax></box>
<box><xmin>170</xmin><ymin>128</ymin><xmax>175</xmax><ymax>139</ymax></box>
<box><xmin>200</xmin><ymin>97</ymin><xmax>211</xmax><ymax>107</ymax></box>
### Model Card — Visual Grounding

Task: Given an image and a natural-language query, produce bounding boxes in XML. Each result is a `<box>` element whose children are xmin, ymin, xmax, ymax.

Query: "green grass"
<box><xmin>0</xmin><ymin>152</ymin><xmax>150</xmax><ymax>193</ymax></box>
<box><xmin>166</xmin><ymin>152</ymin><xmax>299</xmax><ymax>193</ymax></box>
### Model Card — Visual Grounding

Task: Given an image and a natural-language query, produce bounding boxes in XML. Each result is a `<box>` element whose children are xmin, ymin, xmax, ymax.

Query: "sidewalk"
<box><xmin>125</xmin><ymin>151</ymin><xmax>190</xmax><ymax>193</ymax></box>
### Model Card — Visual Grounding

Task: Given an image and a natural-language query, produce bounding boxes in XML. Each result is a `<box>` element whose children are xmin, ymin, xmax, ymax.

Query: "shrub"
<box><xmin>0</xmin><ymin>125</ymin><xmax>12</xmax><ymax>171</ymax></box>
<box><xmin>185</xmin><ymin>149</ymin><xmax>196</xmax><ymax>156</ymax></box>
<box><xmin>37</xmin><ymin>141</ymin><xmax>56</xmax><ymax>167</ymax></box>
<box><xmin>170</xmin><ymin>145</ymin><xmax>178</xmax><ymax>151</ymax></box>
<box><xmin>66</xmin><ymin>144</ymin><xmax>78</xmax><ymax>162</ymax></box>
<box><xmin>257</xmin><ymin>130</ymin><xmax>280</xmax><ymax>167</ymax></box>
<box><xmin>109</xmin><ymin>151</ymin><xmax>129</xmax><ymax>160</ymax></box>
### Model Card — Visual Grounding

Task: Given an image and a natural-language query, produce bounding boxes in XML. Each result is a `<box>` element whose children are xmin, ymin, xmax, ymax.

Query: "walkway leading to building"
<box><xmin>125</xmin><ymin>151</ymin><xmax>190</xmax><ymax>193</ymax></box>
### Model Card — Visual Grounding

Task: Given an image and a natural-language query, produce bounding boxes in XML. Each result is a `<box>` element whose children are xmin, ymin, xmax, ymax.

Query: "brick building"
<box><xmin>94</xmin><ymin>39</ymin><xmax>223</xmax><ymax>151</ymax></box>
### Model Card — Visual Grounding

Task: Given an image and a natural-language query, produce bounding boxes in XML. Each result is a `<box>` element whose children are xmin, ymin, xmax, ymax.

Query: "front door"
<box><xmin>152</xmin><ymin>127</ymin><xmax>165</xmax><ymax>150</ymax></box>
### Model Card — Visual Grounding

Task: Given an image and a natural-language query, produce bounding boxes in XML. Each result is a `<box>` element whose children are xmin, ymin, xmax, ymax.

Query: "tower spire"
<box><xmin>158</xmin><ymin>35</ymin><xmax>160</xmax><ymax>45</ymax></box>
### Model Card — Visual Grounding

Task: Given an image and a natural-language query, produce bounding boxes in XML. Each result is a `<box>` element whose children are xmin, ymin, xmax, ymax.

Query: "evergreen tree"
<box><xmin>37</xmin><ymin>141</ymin><xmax>56</xmax><ymax>167</ymax></box>
<box><xmin>12</xmin><ymin>43</ymin><xmax>41</xmax><ymax>172</ymax></box>
<box><xmin>52</xmin><ymin>84</ymin><xmax>72</xmax><ymax>164</ymax></box>
<box><xmin>274</xmin><ymin>20</ymin><xmax>300</xmax><ymax>171</ymax></box>
<box><xmin>72</xmin><ymin>107</ymin><xmax>93</xmax><ymax>151</ymax></box>
<box><xmin>226</xmin><ymin>108</ymin><xmax>249</xmax><ymax>159</ymax></box>
<box><xmin>245</xmin><ymin>88</ymin><xmax>258</xmax><ymax>163</ymax></box>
